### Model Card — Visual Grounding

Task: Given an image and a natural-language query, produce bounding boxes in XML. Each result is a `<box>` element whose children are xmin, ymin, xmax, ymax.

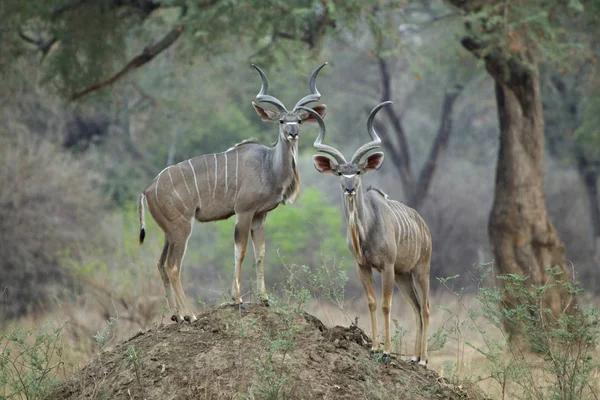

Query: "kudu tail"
<box><xmin>138</xmin><ymin>193</ymin><xmax>146</xmax><ymax>245</ymax></box>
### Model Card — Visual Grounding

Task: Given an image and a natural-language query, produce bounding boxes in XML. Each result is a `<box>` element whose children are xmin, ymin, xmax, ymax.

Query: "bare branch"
<box><xmin>70</xmin><ymin>24</ymin><xmax>185</xmax><ymax>101</ymax></box>
<box><xmin>17</xmin><ymin>28</ymin><xmax>57</xmax><ymax>59</ymax></box>
<box><xmin>377</xmin><ymin>55</ymin><xmax>416</xmax><ymax>196</ymax></box>
<box><xmin>51</xmin><ymin>0</ymin><xmax>88</xmax><ymax>20</ymax></box>
<box><xmin>411</xmin><ymin>84</ymin><xmax>464</xmax><ymax>209</ymax></box>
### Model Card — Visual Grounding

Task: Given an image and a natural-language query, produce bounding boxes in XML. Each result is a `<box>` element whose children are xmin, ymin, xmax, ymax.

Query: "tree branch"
<box><xmin>18</xmin><ymin>28</ymin><xmax>57</xmax><ymax>59</ymax></box>
<box><xmin>70</xmin><ymin>24</ymin><xmax>185</xmax><ymax>101</ymax></box>
<box><xmin>411</xmin><ymin>84</ymin><xmax>464</xmax><ymax>209</ymax></box>
<box><xmin>51</xmin><ymin>0</ymin><xmax>88</xmax><ymax>20</ymax></box>
<box><xmin>377</xmin><ymin>55</ymin><xmax>416</xmax><ymax>197</ymax></box>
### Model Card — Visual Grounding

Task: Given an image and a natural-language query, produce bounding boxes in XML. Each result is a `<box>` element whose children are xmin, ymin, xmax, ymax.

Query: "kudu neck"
<box><xmin>342</xmin><ymin>185</ymin><xmax>372</xmax><ymax>233</ymax></box>
<box><xmin>272</xmin><ymin>137</ymin><xmax>298</xmax><ymax>177</ymax></box>
<box><xmin>343</xmin><ymin>185</ymin><xmax>372</xmax><ymax>262</ymax></box>
<box><xmin>270</xmin><ymin>136</ymin><xmax>300</xmax><ymax>204</ymax></box>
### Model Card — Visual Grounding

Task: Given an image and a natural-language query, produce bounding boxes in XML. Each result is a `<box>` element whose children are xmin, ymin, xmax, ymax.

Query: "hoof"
<box><xmin>382</xmin><ymin>353</ymin><xmax>391</xmax><ymax>364</ymax></box>
<box><xmin>409</xmin><ymin>356</ymin><xmax>418</xmax><ymax>364</ymax></box>
<box><xmin>184</xmin><ymin>315</ymin><xmax>197</xmax><ymax>323</ymax></box>
<box><xmin>238</xmin><ymin>303</ymin><xmax>247</xmax><ymax>310</ymax></box>
<box><xmin>171</xmin><ymin>315</ymin><xmax>183</xmax><ymax>323</ymax></box>
<box><xmin>259</xmin><ymin>294</ymin><xmax>270</xmax><ymax>307</ymax></box>
<box><xmin>418</xmin><ymin>359</ymin><xmax>428</xmax><ymax>367</ymax></box>
<box><xmin>370</xmin><ymin>350</ymin><xmax>380</xmax><ymax>361</ymax></box>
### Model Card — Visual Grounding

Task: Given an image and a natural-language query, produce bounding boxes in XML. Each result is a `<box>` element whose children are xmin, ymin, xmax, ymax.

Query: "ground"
<box><xmin>50</xmin><ymin>303</ymin><xmax>487</xmax><ymax>400</ymax></box>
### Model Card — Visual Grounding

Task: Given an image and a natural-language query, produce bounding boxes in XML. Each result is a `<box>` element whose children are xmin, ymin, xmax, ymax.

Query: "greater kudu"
<box><xmin>138</xmin><ymin>64</ymin><xmax>327</xmax><ymax>322</ymax></box>
<box><xmin>303</xmin><ymin>102</ymin><xmax>431</xmax><ymax>365</ymax></box>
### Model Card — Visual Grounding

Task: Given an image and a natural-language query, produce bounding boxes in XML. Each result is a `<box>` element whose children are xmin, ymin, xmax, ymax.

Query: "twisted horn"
<box><xmin>252</xmin><ymin>64</ymin><xmax>288</xmax><ymax>113</ymax></box>
<box><xmin>297</xmin><ymin>105</ymin><xmax>346</xmax><ymax>165</ymax></box>
<box><xmin>293</xmin><ymin>62</ymin><xmax>327</xmax><ymax>111</ymax></box>
<box><xmin>350</xmin><ymin>101</ymin><xmax>392</xmax><ymax>164</ymax></box>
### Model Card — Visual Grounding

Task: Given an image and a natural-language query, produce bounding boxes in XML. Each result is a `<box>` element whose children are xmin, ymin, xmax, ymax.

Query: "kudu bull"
<box><xmin>138</xmin><ymin>64</ymin><xmax>327</xmax><ymax>322</ymax></box>
<box><xmin>302</xmin><ymin>102</ymin><xmax>431</xmax><ymax>365</ymax></box>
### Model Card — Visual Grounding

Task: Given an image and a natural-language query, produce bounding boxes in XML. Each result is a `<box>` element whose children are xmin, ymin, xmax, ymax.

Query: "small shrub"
<box><xmin>0</xmin><ymin>322</ymin><xmax>67</xmax><ymax>399</ymax></box>
<box><xmin>435</xmin><ymin>265</ymin><xmax>600</xmax><ymax>400</ymax></box>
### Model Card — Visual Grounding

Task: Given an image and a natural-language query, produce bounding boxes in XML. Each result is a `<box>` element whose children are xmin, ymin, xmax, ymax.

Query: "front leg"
<box><xmin>232</xmin><ymin>212</ymin><xmax>253</xmax><ymax>307</ymax></box>
<box><xmin>357</xmin><ymin>265</ymin><xmax>379</xmax><ymax>355</ymax></box>
<box><xmin>251</xmin><ymin>213</ymin><xmax>269</xmax><ymax>306</ymax></box>
<box><xmin>381</xmin><ymin>264</ymin><xmax>395</xmax><ymax>364</ymax></box>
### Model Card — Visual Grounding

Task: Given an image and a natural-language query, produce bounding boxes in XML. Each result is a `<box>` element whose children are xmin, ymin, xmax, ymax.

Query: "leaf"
<box><xmin>568</xmin><ymin>0</ymin><xmax>584</xmax><ymax>12</ymax></box>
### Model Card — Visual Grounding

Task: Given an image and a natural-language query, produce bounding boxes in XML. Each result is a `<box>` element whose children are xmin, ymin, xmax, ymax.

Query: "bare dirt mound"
<box><xmin>51</xmin><ymin>304</ymin><xmax>487</xmax><ymax>400</ymax></box>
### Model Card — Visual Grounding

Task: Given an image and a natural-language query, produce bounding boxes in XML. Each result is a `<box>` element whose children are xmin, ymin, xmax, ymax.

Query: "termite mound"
<box><xmin>51</xmin><ymin>303</ymin><xmax>487</xmax><ymax>400</ymax></box>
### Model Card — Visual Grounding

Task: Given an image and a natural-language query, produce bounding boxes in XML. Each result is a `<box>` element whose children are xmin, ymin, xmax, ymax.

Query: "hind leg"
<box><xmin>395</xmin><ymin>273</ymin><xmax>422</xmax><ymax>363</ymax></box>
<box><xmin>157</xmin><ymin>235</ymin><xmax>176</xmax><ymax>313</ymax></box>
<box><xmin>165</xmin><ymin>223</ymin><xmax>197</xmax><ymax>323</ymax></box>
<box><xmin>411</xmin><ymin>263</ymin><xmax>430</xmax><ymax>366</ymax></box>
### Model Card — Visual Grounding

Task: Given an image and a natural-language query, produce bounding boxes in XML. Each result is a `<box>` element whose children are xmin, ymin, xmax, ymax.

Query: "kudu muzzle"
<box><xmin>341</xmin><ymin>175</ymin><xmax>358</xmax><ymax>196</ymax></box>
<box><xmin>282</xmin><ymin>122</ymin><xmax>300</xmax><ymax>141</ymax></box>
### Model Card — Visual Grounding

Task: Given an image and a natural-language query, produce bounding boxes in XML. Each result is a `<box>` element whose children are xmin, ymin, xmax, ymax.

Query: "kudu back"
<box><xmin>138</xmin><ymin>64</ymin><xmax>327</xmax><ymax>322</ymax></box>
<box><xmin>303</xmin><ymin>102</ymin><xmax>431</xmax><ymax>366</ymax></box>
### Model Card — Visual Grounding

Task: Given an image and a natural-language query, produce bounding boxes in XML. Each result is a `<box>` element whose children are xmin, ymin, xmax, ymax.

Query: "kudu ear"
<box><xmin>252</xmin><ymin>101</ymin><xmax>280</xmax><ymax>122</ymax></box>
<box><xmin>298</xmin><ymin>105</ymin><xmax>327</xmax><ymax>122</ymax></box>
<box><xmin>361</xmin><ymin>152</ymin><xmax>384</xmax><ymax>172</ymax></box>
<box><xmin>313</xmin><ymin>154</ymin><xmax>336</xmax><ymax>174</ymax></box>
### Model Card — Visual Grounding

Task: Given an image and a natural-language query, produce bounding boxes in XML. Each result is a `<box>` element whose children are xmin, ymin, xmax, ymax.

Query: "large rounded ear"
<box><xmin>299</xmin><ymin>104</ymin><xmax>327</xmax><ymax>122</ymax></box>
<box><xmin>312</xmin><ymin>154</ymin><xmax>337</xmax><ymax>174</ymax></box>
<box><xmin>361</xmin><ymin>152</ymin><xmax>384</xmax><ymax>172</ymax></box>
<box><xmin>252</xmin><ymin>101</ymin><xmax>280</xmax><ymax>122</ymax></box>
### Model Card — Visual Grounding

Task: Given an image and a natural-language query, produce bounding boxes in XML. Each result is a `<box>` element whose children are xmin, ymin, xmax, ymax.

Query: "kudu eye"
<box><xmin>279</xmin><ymin>119</ymin><xmax>284</xmax><ymax>124</ymax></box>
<box><xmin>298</xmin><ymin>119</ymin><xmax>303</xmax><ymax>124</ymax></box>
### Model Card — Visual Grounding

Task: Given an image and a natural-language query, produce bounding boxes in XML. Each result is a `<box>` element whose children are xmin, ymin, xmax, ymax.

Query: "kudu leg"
<box><xmin>357</xmin><ymin>265</ymin><xmax>379</xmax><ymax>355</ymax></box>
<box><xmin>251</xmin><ymin>213</ymin><xmax>269</xmax><ymax>306</ymax></box>
<box><xmin>157</xmin><ymin>235</ymin><xmax>176</xmax><ymax>313</ymax></box>
<box><xmin>232</xmin><ymin>212</ymin><xmax>253</xmax><ymax>307</ymax></box>
<box><xmin>165</xmin><ymin>225</ymin><xmax>196</xmax><ymax>323</ymax></box>
<box><xmin>381</xmin><ymin>265</ymin><xmax>395</xmax><ymax>363</ymax></box>
<box><xmin>395</xmin><ymin>274</ymin><xmax>423</xmax><ymax>363</ymax></box>
<box><xmin>412</xmin><ymin>267</ymin><xmax>430</xmax><ymax>366</ymax></box>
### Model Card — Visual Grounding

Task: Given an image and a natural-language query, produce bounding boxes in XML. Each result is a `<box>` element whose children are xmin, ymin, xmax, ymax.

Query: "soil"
<box><xmin>50</xmin><ymin>303</ymin><xmax>488</xmax><ymax>400</ymax></box>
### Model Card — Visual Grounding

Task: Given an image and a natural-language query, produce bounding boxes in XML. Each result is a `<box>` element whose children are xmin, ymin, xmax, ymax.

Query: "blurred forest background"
<box><xmin>1</xmin><ymin>0</ymin><xmax>599</xmax><ymax>330</ymax></box>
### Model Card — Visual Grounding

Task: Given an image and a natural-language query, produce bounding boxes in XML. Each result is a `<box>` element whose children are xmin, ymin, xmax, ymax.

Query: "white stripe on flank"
<box><xmin>224</xmin><ymin>152</ymin><xmax>228</xmax><ymax>195</ymax></box>
<box><xmin>384</xmin><ymin>202</ymin><xmax>403</xmax><ymax>243</ymax></box>
<box><xmin>178</xmin><ymin>164</ymin><xmax>192</xmax><ymax>195</ymax></box>
<box><xmin>168</xmin><ymin>169</ymin><xmax>188</xmax><ymax>211</ymax></box>
<box><xmin>154</xmin><ymin>166</ymin><xmax>170</xmax><ymax>204</ymax></box>
<box><xmin>204</xmin><ymin>156</ymin><xmax>211</xmax><ymax>197</ymax></box>
<box><xmin>392</xmin><ymin>202</ymin><xmax>416</xmax><ymax>261</ymax></box>
<box><xmin>188</xmin><ymin>159</ymin><xmax>202</xmax><ymax>207</ymax></box>
<box><xmin>235</xmin><ymin>149</ymin><xmax>239</xmax><ymax>202</ymax></box>
<box><xmin>213</xmin><ymin>153</ymin><xmax>218</xmax><ymax>199</ymax></box>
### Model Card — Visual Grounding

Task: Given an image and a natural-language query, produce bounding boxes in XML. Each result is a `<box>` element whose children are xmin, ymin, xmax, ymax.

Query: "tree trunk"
<box><xmin>488</xmin><ymin>63</ymin><xmax>577</xmax><ymax>339</ymax></box>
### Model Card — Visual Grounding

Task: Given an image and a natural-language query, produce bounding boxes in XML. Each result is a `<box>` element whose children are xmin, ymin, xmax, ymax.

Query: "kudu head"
<box><xmin>252</xmin><ymin>63</ymin><xmax>328</xmax><ymax>143</ymax></box>
<box><xmin>303</xmin><ymin>101</ymin><xmax>392</xmax><ymax>196</ymax></box>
